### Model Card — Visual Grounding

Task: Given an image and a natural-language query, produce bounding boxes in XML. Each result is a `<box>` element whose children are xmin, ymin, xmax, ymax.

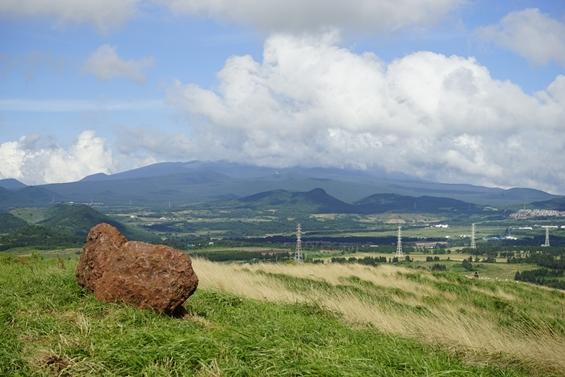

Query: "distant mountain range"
<box><xmin>0</xmin><ymin>161</ymin><xmax>562</xmax><ymax>209</ymax></box>
<box><xmin>0</xmin><ymin>179</ymin><xmax>27</xmax><ymax>190</ymax></box>
<box><xmin>0</xmin><ymin>186</ymin><xmax>62</xmax><ymax>209</ymax></box>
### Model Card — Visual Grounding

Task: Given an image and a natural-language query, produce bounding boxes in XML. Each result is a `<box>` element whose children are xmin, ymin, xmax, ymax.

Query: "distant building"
<box><xmin>510</xmin><ymin>209</ymin><xmax>565</xmax><ymax>219</ymax></box>
<box><xmin>414</xmin><ymin>242</ymin><xmax>448</xmax><ymax>249</ymax></box>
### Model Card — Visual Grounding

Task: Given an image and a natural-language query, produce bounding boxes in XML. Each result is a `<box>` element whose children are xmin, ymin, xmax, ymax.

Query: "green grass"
<box><xmin>0</xmin><ymin>254</ymin><xmax>545</xmax><ymax>376</ymax></box>
<box><xmin>333</xmin><ymin>251</ymin><xmax>541</xmax><ymax>280</ymax></box>
<box><xmin>9</xmin><ymin>208</ymin><xmax>49</xmax><ymax>224</ymax></box>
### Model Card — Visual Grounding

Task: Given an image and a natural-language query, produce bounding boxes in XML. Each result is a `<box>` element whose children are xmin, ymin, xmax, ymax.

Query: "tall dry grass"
<box><xmin>194</xmin><ymin>259</ymin><xmax>565</xmax><ymax>374</ymax></box>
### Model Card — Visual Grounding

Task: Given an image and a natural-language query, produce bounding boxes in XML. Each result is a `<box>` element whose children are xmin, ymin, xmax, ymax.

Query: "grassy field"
<box><xmin>331</xmin><ymin>252</ymin><xmax>539</xmax><ymax>280</ymax></box>
<box><xmin>1</xmin><ymin>254</ymin><xmax>564</xmax><ymax>376</ymax></box>
<box><xmin>9</xmin><ymin>208</ymin><xmax>49</xmax><ymax>224</ymax></box>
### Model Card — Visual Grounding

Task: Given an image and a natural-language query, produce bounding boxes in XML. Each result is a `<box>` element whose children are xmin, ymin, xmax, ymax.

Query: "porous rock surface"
<box><xmin>76</xmin><ymin>223</ymin><xmax>198</xmax><ymax>313</ymax></box>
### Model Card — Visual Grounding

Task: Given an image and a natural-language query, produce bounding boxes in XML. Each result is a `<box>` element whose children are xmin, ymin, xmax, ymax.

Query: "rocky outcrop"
<box><xmin>76</xmin><ymin>223</ymin><xmax>198</xmax><ymax>314</ymax></box>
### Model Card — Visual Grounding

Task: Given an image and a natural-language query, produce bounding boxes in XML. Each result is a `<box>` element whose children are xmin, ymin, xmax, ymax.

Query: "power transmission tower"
<box><xmin>542</xmin><ymin>226</ymin><xmax>550</xmax><ymax>247</ymax></box>
<box><xmin>294</xmin><ymin>223</ymin><xmax>303</xmax><ymax>262</ymax></box>
<box><xmin>396</xmin><ymin>225</ymin><xmax>403</xmax><ymax>257</ymax></box>
<box><xmin>470</xmin><ymin>223</ymin><xmax>476</xmax><ymax>250</ymax></box>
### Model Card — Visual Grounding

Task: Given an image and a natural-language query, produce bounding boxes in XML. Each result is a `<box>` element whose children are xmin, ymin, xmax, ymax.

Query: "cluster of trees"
<box><xmin>192</xmin><ymin>250</ymin><xmax>289</xmax><ymax>262</ymax></box>
<box><xmin>515</xmin><ymin>269</ymin><xmax>565</xmax><ymax>290</ymax></box>
<box><xmin>0</xmin><ymin>225</ymin><xmax>80</xmax><ymax>251</ymax></box>
<box><xmin>416</xmin><ymin>248</ymin><xmax>450</xmax><ymax>254</ymax></box>
<box><xmin>510</xmin><ymin>249</ymin><xmax>564</xmax><ymax>289</ymax></box>
<box><xmin>330</xmin><ymin>255</ymin><xmax>413</xmax><ymax>265</ymax></box>
<box><xmin>330</xmin><ymin>256</ymin><xmax>387</xmax><ymax>265</ymax></box>
<box><xmin>431</xmin><ymin>263</ymin><xmax>447</xmax><ymax>272</ymax></box>
<box><xmin>461</xmin><ymin>259</ymin><xmax>475</xmax><ymax>271</ymax></box>
<box><xmin>457</xmin><ymin>255</ymin><xmax>495</xmax><ymax>269</ymax></box>
<box><xmin>507</xmin><ymin>253</ymin><xmax>564</xmax><ymax>269</ymax></box>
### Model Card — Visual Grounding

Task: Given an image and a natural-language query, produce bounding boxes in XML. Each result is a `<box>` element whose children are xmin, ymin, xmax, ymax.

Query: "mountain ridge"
<box><xmin>239</xmin><ymin>188</ymin><xmax>358</xmax><ymax>213</ymax></box>
<box><xmin>355</xmin><ymin>193</ymin><xmax>481</xmax><ymax>214</ymax></box>
<box><xmin>236</xmin><ymin>188</ymin><xmax>483</xmax><ymax>214</ymax></box>
<box><xmin>530</xmin><ymin>197</ymin><xmax>565</xmax><ymax>211</ymax></box>
<box><xmin>1</xmin><ymin>161</ymin><xmax>561</xmax><ymax>208</ymax></box>
<box><xmin>0</xmin><ymin>186</ymin><xmax>62</xmax><ymax>209</ymax></box>
<box><xmin>0</xmin><ymin>179</ymin><xmax>27</xmax><ymax>190</ymax></box>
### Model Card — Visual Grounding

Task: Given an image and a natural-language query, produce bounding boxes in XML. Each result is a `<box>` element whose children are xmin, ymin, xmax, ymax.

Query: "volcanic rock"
<box><xmin>76</xmin><ymin>223</ymin><xmax>198</xmax><ymax>313</ymax></box>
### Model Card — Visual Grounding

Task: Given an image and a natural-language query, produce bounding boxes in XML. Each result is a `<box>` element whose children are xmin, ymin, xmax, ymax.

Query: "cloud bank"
<box><xmin>1</xmin><ymin>0</ymin><xmax>461</xmax><ymax>34</ymax></box>
<box><xmin>478</xmin><ymin>8</ymin><xmax>565</xmax><ymax>67</ymax></box>
<box><xmin>84</xmin><ymin>45</ymin><xmax>154</xmax><ymax>84</ymax></box>
<box><xmin>0</xmin><ymin>131</ymin><xmax>114</xmax><ymax>185</ymax></box>
<box><xmin>168</xmin><ymin>33</ymin><xmax>565</xmax><ymax>192</ymax></box>
<box><xmin>159</xmin><ymin>0</ymin><xmax>462</xmax><ymax>33</ymax></box>
<box><xmin>0</xmin><ymin>0</ymin><xmax>138</xmax><ymax>33</ymax></box>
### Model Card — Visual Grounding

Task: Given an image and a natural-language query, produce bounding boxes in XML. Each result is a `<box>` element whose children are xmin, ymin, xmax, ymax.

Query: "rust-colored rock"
<box><xmin>76</xmin><ymin>223</ymin><xmax>198</xmax><ymax>313</ymax></box>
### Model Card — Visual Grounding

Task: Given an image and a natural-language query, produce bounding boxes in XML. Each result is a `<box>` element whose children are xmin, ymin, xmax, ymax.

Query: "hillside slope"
<box><xmin>355</xmin><ymin>193</ymin><xmax>481</xmax><ymax>214</ymax></box>
<box><xmin>37</xmin><ymin>204</ymin><xmax>155</xmax><ymax>242</ymax></box>
<box><xmin>38</xmin><ymin>204</ymin><xmax>124</xmax><ymax>238</ymax></box>
<box><xmin>530</xmin><ymin>197</ymin><xmax>565</xmax><ymax>211</ymax></box>
<box><xmin>0</xmin><ymin>204</ymin><xmax>153</xmax><ymax>250</ymax></box>
<box><xmin>0</xmin><ymin>213</ymin><xmax>28</xmax><ymax>234</ymax></box>
<box><xmin>235</xmin><ymin>189</ymin><xmax>483</xmax><ymax>215</ymax></box>
<box><xmin>2</xmin><ymin>255</ymin><xmax>563</xmax><ymax>376</ymax></box>
<box><xmin>0</xmin><ymin>186</ymin><xmax>61</xmax><ymax>209</ymax></box>
<box><xmin>239</xmin><ymin>188</ymin><xmax>357</xmax><ymax>213</ymax></box>
<box><xmin>0</xmin><ymin>179</ymin><xmax>26</xmax><ymax>190</ymax></box>
<box><xmin>197</xmin><ymin>260</ymin><xmax>565</xmax><ymax>375</ymax></box>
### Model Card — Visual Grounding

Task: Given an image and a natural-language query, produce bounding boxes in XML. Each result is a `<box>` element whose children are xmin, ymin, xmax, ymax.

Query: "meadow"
<box><xmin>1</xmin><ymin>253</ymin><xmax>564</xmax><ymax>376</ymax></box>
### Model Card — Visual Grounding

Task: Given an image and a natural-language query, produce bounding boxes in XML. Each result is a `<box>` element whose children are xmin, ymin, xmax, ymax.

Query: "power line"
<box><xmin>470</xmin><ymin>223</ymin><xmax>476</xmax><ymax>250</ymax></box>
<box><xmin>294</xmin><ymin>223</ymin><xmax>303</xmax><ymax>262</ymax></box>
<box><xmin>542</xmin><ymin>226</ymin><xmax>551</xmax><ymax>247</ymax></box>
<box><xmin>396</xmin><ymin>225</ymin><xmax>403</xmax><ymax>257</ymax></box>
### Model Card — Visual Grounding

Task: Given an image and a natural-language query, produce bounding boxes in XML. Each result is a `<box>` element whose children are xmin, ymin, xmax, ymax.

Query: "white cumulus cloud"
<box><xmin>477</xmin><ymin>8</ymin><xmax>565</xmax><ymax>66</ymax></box>
<box><xmin>0</xmin><ymin>131</ymin><xmax>114</xmax><ymax>185</ymax></box>
<box><xmin>0</xmin><ymin>0</ymin><xmax>139</xmax><ymax>33</ymax></box>
<box><xmin>168</xmin><ymin>33</ymin><xmax>565</xmax><ymax>192</ymax></box>
<box><xmin>84</xmin><ymin>45</ymin><xmax>154</xmax><ymax>83</ymax></box>
<box><xmin>159</xmin><ymin>0</ymin><xmax>462</xmax><ymax>34</ymax></box>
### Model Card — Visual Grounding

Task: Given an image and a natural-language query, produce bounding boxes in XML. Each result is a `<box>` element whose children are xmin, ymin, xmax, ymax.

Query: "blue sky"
<box><xmin>0</xmin><ymin>0</ymin><xmax>564</xmax><ymax>192</ymax></box>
